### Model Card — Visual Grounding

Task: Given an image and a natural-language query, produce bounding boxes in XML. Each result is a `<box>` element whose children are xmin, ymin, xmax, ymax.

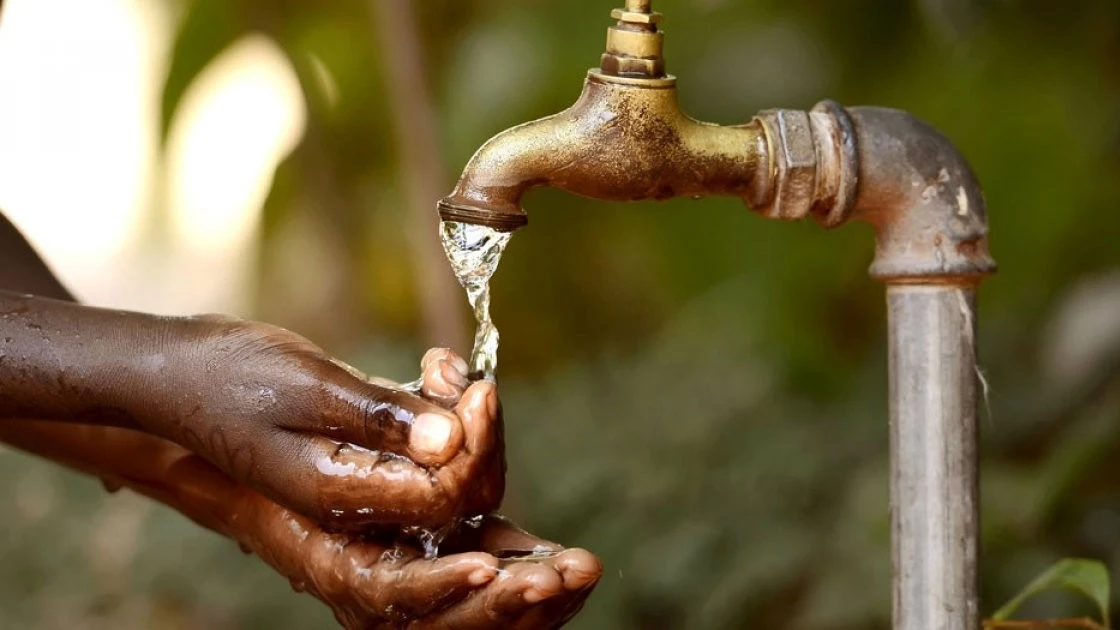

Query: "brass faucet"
<box><xmin>437</xmin><ymin>0</ymin><xmax>994</xmax><ymax>282</ymax></box>
<box><xmin>439</xmin><ymin>4</ymin><xmax>997</xmax><ymax>629</ymax></box>
<box><xmin>438</xmin><ymin>0</ymin><xmax>774</xmax><ymax>232</ymax></box>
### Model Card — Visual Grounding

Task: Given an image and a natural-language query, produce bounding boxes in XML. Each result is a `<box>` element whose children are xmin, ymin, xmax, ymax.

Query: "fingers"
<box><xmin>407</xmin><ymin>561</ymin><xmax>564</xmax><ymax>630</ymax></box>
<box><xmin>318</xmin><ymin>347</ymin><xmax>471</xmax><ymax>467</ymax></box>
<box><xmin>246</xmin><ymin>431</ymin><xmax>461</xmax><ymax>530</ymax></box>
<box><xmin>419</xmin><ymin>348</ymin><xmax>470</xmax><ymax>408</ymax></box>
<box><xmin>429</xmin><ymin>380</ymin><xmax>505</xmax><ymax>517</ymax></box>
<box><xmin>454</xmin><ymin>381</ymin><xmax>498</xmax><ymax>457</ymax></box>
<box><xmin>474</xmin><ymin>516</ymin><xmax>602</xmax><ymax>590</ymax></box>
<box><xmin>475</xmin><ymin>515</ymin><xmax>562</xmax><ymax>557</ymax></box>
<box><xmin>315</xmin><ymin>369</ymin><xmax>465</xmax><ymax>468</ymax></box>
<box><xmin>235</xmin><ymin>497</ymin><xmax>501</xmax><ymax>628</ymax></box>
<box><xmin>241</xmin><ymin>360</ymin><xmax>500</xmax><ymax>530</ymax></box>
<box><xmin>364</xmin><ymin>550</ymin><xmax>499</xmax><ymax>620</ymax></box>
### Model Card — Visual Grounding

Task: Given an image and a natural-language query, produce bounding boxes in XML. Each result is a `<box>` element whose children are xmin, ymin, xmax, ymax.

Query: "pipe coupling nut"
<box><xmin>754</xmin><ymin>102</ymin><xmax>858</xmax><ymax>228</ymax></box>
<box><xmin>755</xmin><ymin>109</ymin><xmax>817</xmax><ymax>221</ymax></box>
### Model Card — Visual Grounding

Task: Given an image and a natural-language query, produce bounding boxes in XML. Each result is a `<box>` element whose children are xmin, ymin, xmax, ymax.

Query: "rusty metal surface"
<box><xmin>847</xmin><ymin>107</ymin><xmax>997</xmax><ymax>282</ymax></box>
<box><xmin>437</xmin><ymin>71</ymin><xmax>770</xmax><ymax>231</ymax></box>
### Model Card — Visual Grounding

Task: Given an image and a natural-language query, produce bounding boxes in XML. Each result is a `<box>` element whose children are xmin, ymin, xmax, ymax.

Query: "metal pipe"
<box><xmin>888</xmin><ymin>283</ymin><xmax>980</xmax><ymax>630</ymax></box>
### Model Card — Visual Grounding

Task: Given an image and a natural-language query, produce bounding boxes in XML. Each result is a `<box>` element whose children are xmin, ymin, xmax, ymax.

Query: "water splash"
<box><xmin>439</xmin><ymin>221</ymin><xmax>512</xmax><ymax>379</ymax></box>
<box><xmin>400</xmin><ymin>518</ymin><xmax>463</xmax><ymax>559</ymax></box>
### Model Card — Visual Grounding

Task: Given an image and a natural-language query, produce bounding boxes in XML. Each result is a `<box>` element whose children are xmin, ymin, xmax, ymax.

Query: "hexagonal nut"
<box><xmin>599</xmin><ymin>53</ymin><xmax>664</xmax><ymax>77</ymax></box>
<box><xmin>755</xmin><ymin>109</ymin><xmax>817</xmax><ymax>220</ymax></box>
<box><xmin>610</xmin><ymin>9</ymin><xmax>663</xmax><ymax>25</ymax></box>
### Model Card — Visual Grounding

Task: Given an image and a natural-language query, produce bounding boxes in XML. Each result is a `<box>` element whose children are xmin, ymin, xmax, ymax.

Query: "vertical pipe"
<box><xmin>888</xmin><ymin>283</ymin><xmax>980</xmax><ymax>630</ymax></box>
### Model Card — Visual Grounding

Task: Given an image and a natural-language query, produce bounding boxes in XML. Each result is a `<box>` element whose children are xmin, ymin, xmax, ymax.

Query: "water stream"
<box><xmin>438</xmin><ymin>220</ymin><xmax>512</xmax><ymax>380</ymax></box>
<box><xmin>393</xmin><ymin>220</ymin><xmax>512</xmax><ymax>558</ymax></box>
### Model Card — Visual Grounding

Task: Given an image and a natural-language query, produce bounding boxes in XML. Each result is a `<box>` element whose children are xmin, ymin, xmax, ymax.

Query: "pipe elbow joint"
<box><xmin>847</xmin><ymin>107</ymin><xmax>996</xmax><ymax>283</ymax></box>
<box><xmin>756</xmin><ymin>103</ymin><xmax>996</xmax><ymax>283</ymax></box>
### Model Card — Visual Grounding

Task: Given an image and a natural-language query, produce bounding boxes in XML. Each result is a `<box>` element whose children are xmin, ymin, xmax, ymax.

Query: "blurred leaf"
<box><xmin>159</xmin><ymin>0</ymin><xmax>247</xmax><ymax>144</ymax></box>
<box><xmin>990</xmin><ymin>558</ymin><xmax>1111</xmax><ymax>626</ymax></box>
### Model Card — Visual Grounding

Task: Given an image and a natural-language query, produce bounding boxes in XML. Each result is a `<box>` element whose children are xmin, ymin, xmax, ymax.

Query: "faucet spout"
<box><xmin>438</xmin><ymin>72</ymin><xmax>771</xmax><ymax>231</ymax></box>
<box><xmin>438</xmin><ymin>0</ymin><xmax>773</xmax><ymax>231</ymax></box>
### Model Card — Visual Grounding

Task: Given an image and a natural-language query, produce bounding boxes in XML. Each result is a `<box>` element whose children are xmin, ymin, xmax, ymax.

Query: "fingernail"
<box><xmin>421</xmin><ymin>348</ymin><xmax>450</xmax><ymax>370</ymax></box>
<box><xmin>485</xmin><ymin>384</ymin><xmax>499</xmax><ymax>417</ymax></box>
<box><xmin>422</xmin><ymin>366</ymin><xmax>455</xmax><ymax>399</ymax></box>
<box><xmin>469</xmin><ymin>566</ymin><xmax>497</xmax><ymax>586</ymax></box>
<box><xmin>448</xmin><ymin>354</ymin><xmax>469</xmax><ymax>377</ymax></box>
<box><xmin>410</xmin><ymin>413</ymin><xmax>454</xmax><ymax>456</ymax></box>
<box><xmin>522</xmin><ymin>586</ymin><xmax>550</xmax><ymax>604</ymax></box>
<box><xmin>440</xmin><ymin>360</ymin><xmax>469</xmax><ymax>389</ymax></box>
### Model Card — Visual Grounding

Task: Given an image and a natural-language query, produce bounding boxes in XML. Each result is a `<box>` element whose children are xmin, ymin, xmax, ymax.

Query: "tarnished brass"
<box><xmin>437</xmin><ymin>2</ymin><xmax>995</xmax><ymax>282</ymax></box>
<box><xmin>437</xmin><ymin>70</ymin><xmax>770</xmax><ymax>231</ymax></box>
<box><xmin>437</xmin><ymin>1</ymin><xmax>769</xmax><ymax>231</ymax></box>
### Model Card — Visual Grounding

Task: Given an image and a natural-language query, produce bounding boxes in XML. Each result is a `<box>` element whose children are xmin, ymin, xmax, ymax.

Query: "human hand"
<box><xmin>1</xmin><ymin>418</ymin><xmax>596</xmax><ymax>630</ymax></box>
<box><xmin>237</xmin><ymin>510</ymin><xmax>602</xmax><ymax>630</ymax></box>
<box><xmin>131</xmin><ymin>317</ymin><xmax>504</xmax><ymax>531</ymax></box>
<box><xmin>0</xmin><ymin>343</ymin><xmax>595</xmax><ymax>629</ymax></box>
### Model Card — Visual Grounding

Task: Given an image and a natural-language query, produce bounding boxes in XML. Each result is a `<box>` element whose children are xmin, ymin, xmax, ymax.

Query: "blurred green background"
<box><xmin>2</xmin><ymin>0</ymin><xmax>1120</xmax><ymax>628</ymax></box>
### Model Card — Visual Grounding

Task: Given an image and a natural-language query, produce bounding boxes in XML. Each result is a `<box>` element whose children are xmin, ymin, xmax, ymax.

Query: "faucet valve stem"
<box><xmin>601</xmin><ymin>1</ymin><xmax>666</xmax><ymax>78</ymax></box>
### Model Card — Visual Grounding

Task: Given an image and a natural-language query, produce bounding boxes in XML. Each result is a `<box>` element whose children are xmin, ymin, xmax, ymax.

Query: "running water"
<box><xmin>393</xmin><ymin>221</ymin><xmax>511</xmax><ymax>558</ymax></box>
<box><xmin>438</xmin><ymin>220</ymin><xmax>512</xmax><ymax>379</ymax></box>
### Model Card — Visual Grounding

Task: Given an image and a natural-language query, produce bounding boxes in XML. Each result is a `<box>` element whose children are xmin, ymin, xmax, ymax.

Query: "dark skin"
<box><xmin>0</xmin><ymin>211</ymin><xmax>602</xmax><ymax>627</ymax></box>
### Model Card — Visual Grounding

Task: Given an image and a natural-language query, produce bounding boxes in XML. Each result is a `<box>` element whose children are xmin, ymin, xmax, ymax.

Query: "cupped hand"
<box><xmin>234</xmin><ymin>503</ymin><xmax>602</xmax><ymax>630</ymax></box>
<box><xmin>135</xmin><ymin>317</ymin><xmax>504</xmax><ymax>530</ymax></box>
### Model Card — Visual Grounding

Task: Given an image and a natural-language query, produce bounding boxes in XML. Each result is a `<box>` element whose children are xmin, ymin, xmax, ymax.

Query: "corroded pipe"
<box><xmin>438</xmin><ymin>3</ymin><xmax>995</xmax><ymax>629</ymax></box>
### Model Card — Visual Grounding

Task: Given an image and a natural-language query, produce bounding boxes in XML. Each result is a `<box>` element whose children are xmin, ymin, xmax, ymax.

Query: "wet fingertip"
<box><xmin>409</xmin><ymin>412</ymin><xmax>458</xmax><ymax>461</ymax></box>
<box><xmin>485</xmin><ymin>383</ymin><xmax>499</xmax><ymax>418</ymax></box>
<box><xmin>516</xmin><ymin>566</ymin><xmax>564</xmax><ymax>604</ymax></box>
<box><xmin>448</xmin><ymin>353</ymin><xmax>469</xmax><ymax>378</ymax></box>
<box><xmin>459</xmin><ymin>380</ymin><xmax>496</xmax><ymax>416</ymax></box>
<box><xmin>469</xmin><ymin>566</ymin><xmax>498</xmax><ymax>586</ymax></box>
<box><xmin>556</xmin><ymin>549</ymin><xmax>604</xmax><ymax>590</ymax></box>
<box><xmin>439</xmin><ymin>359</ymin><xmax>469</xmax><ymax>390</ymax></box>
<box><xmin>421</xmin><ymin>363</ymin><xmax>456</xmax><ymax>401</ymax></box>
<box><xmin>421</xmin><ymin>347</ymin><xmax>452</xmax><ymax>371</ymax></box>
<box><xmin>506</xmin><ymin>564</ymin><xmax>560</xmax><ymax>605</ymax></box>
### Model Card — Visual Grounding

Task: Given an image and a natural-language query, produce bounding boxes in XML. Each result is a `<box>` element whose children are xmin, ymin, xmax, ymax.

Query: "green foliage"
<box><xmin>992</xmin><ymin>559</ymin><xmax>1111</xmax><ymax>627</ymax></box>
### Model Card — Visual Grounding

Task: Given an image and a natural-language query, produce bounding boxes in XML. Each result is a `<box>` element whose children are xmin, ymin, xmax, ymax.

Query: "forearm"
<box><xmin>0</xmin><ymin>290</ymin><xmax>182</xmax><ymax>429</ymax></box>
<box><xmin>0</xmin><ymin>419</ymin><xmax>242</xmax><ymax>537</ymax></box>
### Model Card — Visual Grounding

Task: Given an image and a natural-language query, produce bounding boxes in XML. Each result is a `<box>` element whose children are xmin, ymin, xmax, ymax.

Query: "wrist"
<box><xmin>108</xmin><ymin>314</ymin><xmax>215</xmax><ymax>440</ymax></box>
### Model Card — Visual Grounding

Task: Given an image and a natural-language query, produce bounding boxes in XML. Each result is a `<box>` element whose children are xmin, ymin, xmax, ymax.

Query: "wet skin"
<box><xmin>0</xmin><ymin>212</ymin><xmax>602</xmax><ymax>626</ymax></box>
<box><xmin>0</xmin><ymin>293</ymin><xmax>507</xmax><ymax>530</ymax></box>
<box><xmin>0</xmin><ymin>377</ymin><xmax>602</xmax><ymax>629</ymax></box>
